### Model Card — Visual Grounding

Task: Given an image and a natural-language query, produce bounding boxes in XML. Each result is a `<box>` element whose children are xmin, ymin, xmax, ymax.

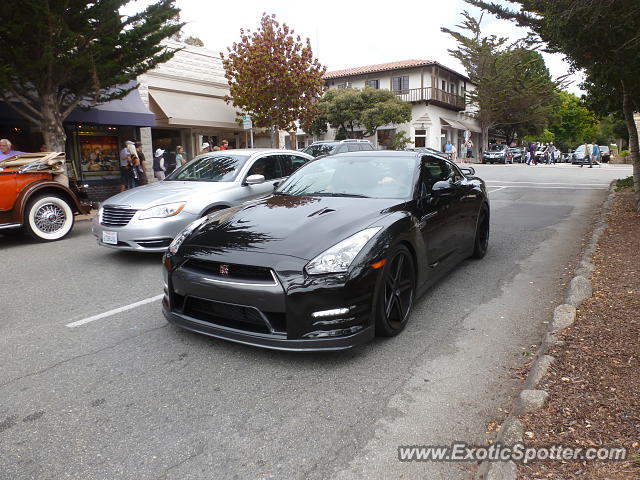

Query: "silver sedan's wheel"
<box><xmin>25</xmin><ymin>195</ymin><xmax>74</xmax><ymax>241</ymax></box>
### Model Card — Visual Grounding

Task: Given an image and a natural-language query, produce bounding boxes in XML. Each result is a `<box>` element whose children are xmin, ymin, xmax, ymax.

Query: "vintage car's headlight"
<box><xmin>167</xmin><ymin>216</ymin><xmax>208</xmax><ymax>255</ymax></box>
<box><xmin>305</xmin><ymin>227</ymin><xmax>382</xmax><ymax>275</ymax></box>
<box><xmin>138</xmin><ymin>202</ymin><xmax>186</xmax><ymax>220</ymax></box>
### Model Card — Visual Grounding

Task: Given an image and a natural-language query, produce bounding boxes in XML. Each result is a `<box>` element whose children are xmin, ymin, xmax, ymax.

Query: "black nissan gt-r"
<box><xmin>162</xmin><ymin>151</ymin><xmax>489</xmax><ymax>351</ymax></box>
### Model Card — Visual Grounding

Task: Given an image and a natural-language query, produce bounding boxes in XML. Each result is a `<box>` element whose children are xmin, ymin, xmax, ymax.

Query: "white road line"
<box><xmin>66</xmin><ymin>294</ymin><xmax>164</xmax><ymax>328</ymax></box>
<box><xmin>485</xmin><ymin>181</ymin><xmax>609</xmax><ymax>186</ymax></box>
<box><xmin>488</xmin><ymin>187</ymin><xmax>508</xmax><ymax>193</ymax></box>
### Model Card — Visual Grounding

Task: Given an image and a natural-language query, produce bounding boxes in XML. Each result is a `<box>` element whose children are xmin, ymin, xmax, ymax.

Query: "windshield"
<box><xmin>489</xmin><ymin>144</ymin><xmax>506</xmax><ymax>151</ymax></box>
<box><xmin>302</xmin><ymin>144</ymin><xmax>336</xmax><ymax>157</ymax></box>
<box><xmin>276</xmin><ymin>156</ymin><xmax>417</xmax><ymax>199</ymax></box>
<box><xmin>165</xmin><ymin>154</ymin><xmax>249</xmax><ymax>182</ymax></box>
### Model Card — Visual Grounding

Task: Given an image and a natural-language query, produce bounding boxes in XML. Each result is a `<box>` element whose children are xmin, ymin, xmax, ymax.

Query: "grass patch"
<box><xmin>616</xmin><ymin>176</ymin><xmax>635</xmax><ymax>192</ymax></box>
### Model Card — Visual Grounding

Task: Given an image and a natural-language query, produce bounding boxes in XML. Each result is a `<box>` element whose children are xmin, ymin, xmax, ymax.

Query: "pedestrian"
<box><xmin>0</xmin><ymin>138</ymin><xmax>26</xmax><ymax>161</ymax></box>
<box><xmin>548</xmin><ymin>142</ymin><xmax>556</xmax><ymax>165</ymax></box>
<box><xmin>464</xmin><ymin>139</ymin><xmax>473</xmax><ymax>162</ymax></box>
<box><xmin>591</xmin><ymin>142</ymin><xmax>600</xmax><ymax>168</ymax></box>
<box><xmin>175</xmin><ymin>145</ymin><xmax>187</xmax><ymax>166</ymax></box>
<box><xmin>153</xmin><ymin>148</ymin><xmax>166</xmax><ymax>181</ymax></box>
<box><xmin>451</xmin><ymin>143</ymin><xmax>458</xmax><ymax>162</ymax></box>
<box><xmin>200</xmin><ymin>142</ymin><xmax>211</xmax><ymax>155</ymax></box>
<box><xmin>580</xmin><ymin>141</ymin><xmax>592</xmax><ymax>168</ymax></box>
<box><xmin>134</xmin><ymin>141</ymin><xmax>148</xmax><ymax>185</ymax></box>
<box><xmin>119</xmin><ymin>140</ymin><xmax>135</xmax><ymax>191</ymax></box>
<box><xmin>220</xmin><ymin>139</ymin><xmax>229</xmax><ymax>150</ymax></box>
<box><xmin>126</xmin><ymin>141</ymin><xmax>141</xmax><ymax>187</ymax></box>
<box><xmin>444</xmin><ymin>140</ymin><xmax>453</xmax><ymax>161</ymax></box>
<box><xmin>528</xmin><ymin>142</ymin><xmax>536</xmax><ymax>165</ymax></box>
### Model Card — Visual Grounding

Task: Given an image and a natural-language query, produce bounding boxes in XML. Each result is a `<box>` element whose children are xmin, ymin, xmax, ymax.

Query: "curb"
<box><xmin>475</xmin><ymin>180</ymin><xmax>617</xmax><ymax>480</ymax></box>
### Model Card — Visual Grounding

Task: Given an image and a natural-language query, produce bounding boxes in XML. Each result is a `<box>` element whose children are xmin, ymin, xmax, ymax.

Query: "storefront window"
<box><xmin>78</xmin><ymin>134</ymin><xmax>120</xmax><ymax>178</ymax></box>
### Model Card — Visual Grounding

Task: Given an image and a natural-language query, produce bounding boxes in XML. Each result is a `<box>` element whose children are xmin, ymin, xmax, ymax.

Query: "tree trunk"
<box><xmin>621</xmin><ymin>79</ymin><xmax>640</xmax><ymax>210</ymax></box>
<box><xmin>480</xmin><ymin>124</ymin><xmax>489</xmax><ymax>160</ymax></box>
<box><xmin>40</xmin><ymin>93</ymin><xmax>66</xmax><ymax>152</ymax></box>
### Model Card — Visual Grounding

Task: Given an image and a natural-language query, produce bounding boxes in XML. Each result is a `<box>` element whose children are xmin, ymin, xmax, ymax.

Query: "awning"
<box><xmin>149</xmin><ymin>89</ymin><xmax>239</xmax><ymax>129</ymax></box>
<box><xmin>0</xmin><ymin>83</ymin><xmax>155</xmax><ymax>127</ymax></box>
<box><xmin>66</xmin><ymin>82</ymin><xmax>155</xmax><ymax>127</ymax></box>
<box><xmin>440</xmin><ymin>117</ymin><xmax>468</xmax><ymax>130</ymax></box>
<box><xmin>457</xmin><ymin>119</ymin><xmax>481</xmax><ymax>133</ymax></box>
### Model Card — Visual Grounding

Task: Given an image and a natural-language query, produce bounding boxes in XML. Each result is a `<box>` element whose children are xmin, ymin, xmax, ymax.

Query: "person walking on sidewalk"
<box><xmin>581</xmin><ymin>141</ymin><xmax>592</xmax><ymax>168</ymax></box>
<box><xmin>590</xmin><ymin>142</ymin><xmax>600</xmax><ymax>168</ymax></box>
<box><xmin>153</xmin><ymin>148</ymin><xmax>166</xmax><ymax>181</ymax></box>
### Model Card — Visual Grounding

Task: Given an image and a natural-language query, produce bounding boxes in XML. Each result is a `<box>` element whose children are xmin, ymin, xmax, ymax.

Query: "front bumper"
<box><xmin>92</xmin><ymin>210</ymin><xmax>199</xmax><ymax>252</ymax></box>
<box><xmin>162</xmin><ymin>251</ymin><xmax>379</xmax><ymax>351</ymax></box>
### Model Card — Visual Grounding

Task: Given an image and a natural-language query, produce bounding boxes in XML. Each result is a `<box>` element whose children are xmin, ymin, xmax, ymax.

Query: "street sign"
<box><xmin>242</xmin><ymin>115</ymin><xmax>252</xmax><ymax>130</ymax></box>
<box><xmin>464</xmin><ymin>130</ymin><xmax>471</xmax><ymax>140</ymax></box>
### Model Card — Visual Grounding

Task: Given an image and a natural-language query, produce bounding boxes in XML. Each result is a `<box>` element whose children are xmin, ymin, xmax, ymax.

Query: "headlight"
<box><xmin>167</xmin><ymin>216</ymin><xmax>208</xmax><ymax>255</ymax></box>
<box><xmin>138</xmin><ymin>202</ymin><xmax>186</xmax><ymax>220</ymax></box>
<box><xmin>305</xmin><ymin>227</ymin><xmax>382</xmax><ymax>275</ymax></box>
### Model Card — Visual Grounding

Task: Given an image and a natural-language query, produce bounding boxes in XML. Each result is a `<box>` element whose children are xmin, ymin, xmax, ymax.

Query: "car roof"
<box><xmin>329</xmin><ymin>150</ymin><xmax>423</xmax><ymax>159</ymax></box>
<box><xmin>198</xmin><ymin>148</ymin><xmax>311</xmax><ymax>158</ymax></box>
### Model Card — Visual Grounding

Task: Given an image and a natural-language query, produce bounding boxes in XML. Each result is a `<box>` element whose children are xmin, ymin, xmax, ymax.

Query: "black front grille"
<box><xmin>101</xmin><ymin>206</ymin><xmax>137</xmax><ymax>227</ymax></box>
<box><xmin>183</xmin><ymin>259</ymin><xmax>274</xmax><ymax>283</ymax></box>
<box><xmin>183</xmin><ymin>297</ymin><xmax>271</xmax><ymax>334</ymax></box>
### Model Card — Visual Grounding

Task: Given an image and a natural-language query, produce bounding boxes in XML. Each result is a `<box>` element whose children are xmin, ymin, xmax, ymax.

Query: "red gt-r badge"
<box><xmin>219</xmin><ymin>264</ymin><xmax>230</xmax><ymax>275</ymax></box>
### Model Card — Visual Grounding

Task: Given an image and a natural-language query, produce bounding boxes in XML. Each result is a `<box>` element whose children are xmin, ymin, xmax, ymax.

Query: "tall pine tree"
<box><xmin>0</xmin><ymin>0</ymin><xmax>183</xmax><ymax>152</ymax></box>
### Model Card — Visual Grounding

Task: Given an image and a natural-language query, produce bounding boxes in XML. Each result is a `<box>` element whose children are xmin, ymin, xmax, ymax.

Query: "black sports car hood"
<box><xmin>183</xmin><ymin>195</ymin><xmax>403</xmax><ymax>260</ymax></box>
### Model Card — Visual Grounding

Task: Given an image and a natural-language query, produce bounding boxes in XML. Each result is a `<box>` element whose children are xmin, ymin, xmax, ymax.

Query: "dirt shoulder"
<box><xmin>519</xmin><ymin>191</ymin><xmax>640</xmax><ymax>479</ymax></box>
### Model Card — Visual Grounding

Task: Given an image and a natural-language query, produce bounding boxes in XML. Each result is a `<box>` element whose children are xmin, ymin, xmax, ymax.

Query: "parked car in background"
<box><xmin>302</xmin><ymin>139</ymin><xmax>375</xmax><ymax>158</ymax></box>
<box><xmin>570</xmin><ymin>145</ymin><xmax>600</xmax><ymax>166</ymax></box>
<box><xmin>162</xmin><ymin>150</ymin><xmax>490</xmax><ymax>351</ymax></box>
<box><xmin>0</xmin><ymin>152</ymin><xmax>91</xmax><ymax>241</ymax></box>
<box><xmin>483</xmin><ymin>144</ymin><xmax>513</xmax><ymax>164</ymax></box>
<box><xmin>92</xmin><ymin>149</ymin><xmax>313</xmax><ymax>252</ymax></box>
<box><xmin>599</xmin><ymin>146</ymin><xmax>611</xmax><ymax>163</ymax></box>
<box><xmin>508</xmin><ymin>147</ymin><xmax>525</xmax><ymax>163</ymax></box>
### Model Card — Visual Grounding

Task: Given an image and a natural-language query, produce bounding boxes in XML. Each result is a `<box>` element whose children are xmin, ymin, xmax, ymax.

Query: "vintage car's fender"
<box><xmin>1</xmin><ymin>178</ymin><xmax>90</xmax><ymax>226</ymax></box>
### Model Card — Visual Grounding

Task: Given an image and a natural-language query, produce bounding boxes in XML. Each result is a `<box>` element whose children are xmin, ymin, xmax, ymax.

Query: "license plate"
<box><xmin>102</xmin><ymin>231</ymin><xmax>117</xmax><ymax>245</ymax></box>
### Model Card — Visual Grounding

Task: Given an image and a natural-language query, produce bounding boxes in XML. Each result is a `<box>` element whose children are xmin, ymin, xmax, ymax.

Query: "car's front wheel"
<box><xmin>24</xmin><ymin>194</ymin><xmax>74</xmax><ymax>241</ymax></box>
<box><xmin>374</xmin><ymin>245</ymin><xmax>416</xmax><ymax>337</ymax></box>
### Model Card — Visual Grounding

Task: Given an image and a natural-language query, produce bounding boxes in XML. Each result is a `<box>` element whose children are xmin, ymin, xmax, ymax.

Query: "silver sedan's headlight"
<box><xmin>138</xmin><ymin>202</ymin><xmax>186</xmax><ymax>220</ymax></box>
<box><xmin>305</xmin><ymin>227</ymin><xmax>382</xmax><ymax>275</ymax></box>
<box><xmin>167</xmin><ymin>216</ymin><xmax>208</xmax><ymax>255</ymax></box>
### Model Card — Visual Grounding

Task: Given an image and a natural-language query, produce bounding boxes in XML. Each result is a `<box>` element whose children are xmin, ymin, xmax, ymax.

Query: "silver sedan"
<box><xmin>92</xmin><ymin>149</ymin><xmax>313</xmax><ymax>252</ymax></box>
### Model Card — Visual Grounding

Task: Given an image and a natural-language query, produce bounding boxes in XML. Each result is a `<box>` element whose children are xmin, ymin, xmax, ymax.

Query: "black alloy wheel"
<box><xmin>375</xmin><ymin>245</ymin><xmax>416</xmax><ymax>337</ymax></box>
<box><xmin>471</xmin><ymin>206</ymin><xmax>490</xmax><ymax>259</ymax></box>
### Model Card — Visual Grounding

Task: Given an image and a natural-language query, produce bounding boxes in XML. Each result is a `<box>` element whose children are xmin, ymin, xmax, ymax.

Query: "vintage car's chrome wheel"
<box><xmin>24</xmin><ymin>195</ymin><xmax>74</xmax><ymax>241</ymax></box>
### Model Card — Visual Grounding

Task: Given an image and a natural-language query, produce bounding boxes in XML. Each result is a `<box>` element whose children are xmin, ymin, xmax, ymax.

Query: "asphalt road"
<box><xmin>0</xmin><ymin>163</ymin><xmax>631</xmax><ymax>480</ymax></box>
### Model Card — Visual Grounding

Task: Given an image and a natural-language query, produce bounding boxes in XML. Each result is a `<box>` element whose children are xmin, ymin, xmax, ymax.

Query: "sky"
<box><xmin>124</xmin><ymin>0</ymin><xmax>584</xmax><ymax>94</ymax></box>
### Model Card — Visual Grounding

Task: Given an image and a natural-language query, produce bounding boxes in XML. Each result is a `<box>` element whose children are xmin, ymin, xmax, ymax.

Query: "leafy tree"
<box><xmin>221</xmin><ymin>13</ymin><xmax>325</xmax><ymax>147</ymax></box>
<box><xmin>390</xmin><ymin>131</ymin><xmax>412</xmax><ymax>151</ymax></box>
<box><xmin>466</xmin><ymin>0</ymin><xmax>640</xmax><ymax>206</ymax></box>
<box><xmin>0</xmin><ymin>0</ymin><xmax>183</xmax><ymax>152</ymax></box>
<box><xmin>442</xmin><ymin>12</ymin><xmax>558</xmax><ymax>151</ymax></box>
<box><xmin>545</xmin><ymin>91</ymin><xmax>598</xmax><ymax>150</ymax></box>
<box><xmin>315</xmin><ymin>87</ymin><xmax>411</xmax><ymax>139</ymax></box>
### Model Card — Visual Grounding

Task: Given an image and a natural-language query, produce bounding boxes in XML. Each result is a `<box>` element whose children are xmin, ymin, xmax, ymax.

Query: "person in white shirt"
<box><xmin>153</xmin><ymin>148</ymin><xmax>166</xmax><ymax>181</ymax></box>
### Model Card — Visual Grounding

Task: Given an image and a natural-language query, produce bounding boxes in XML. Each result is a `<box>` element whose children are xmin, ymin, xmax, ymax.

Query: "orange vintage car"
<box><xmin>0</xmin><ymin>152</ymin><xmax>91</xmax><ymax>241</ymax></box>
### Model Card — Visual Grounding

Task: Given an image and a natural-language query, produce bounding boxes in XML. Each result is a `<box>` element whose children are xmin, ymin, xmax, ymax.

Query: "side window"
<box><xmin>247</xmin><ymin>155</ymin><xmax>283</xmax><ymax>181</ymax></box>
<box><xmin>447</xmin><ymin>161</ymin><xmax>463</xmax><ymax>183</ymax></box>
<box><xmin>334</xmin><ymin>145</ymin><xmax>348</xmax><ymax>154</ymax></box>
<box><xmin>359</xmin><ymin>143</ymin><xmax>374</xmax><ymax>151</ymax></box>
<box><xmin>421</xmin><ymin>156</ymin><xmax>449</xmax><ymax>191</ymax></box>
<box><xmin>279</xmin><ymin>155</ymin><xmax>309</xmax><ymax>176</ymax></box>
<box><xmin>347</xmin><ymin>144</ymin><xmax>360</xmax><ymax>152</ymax></box>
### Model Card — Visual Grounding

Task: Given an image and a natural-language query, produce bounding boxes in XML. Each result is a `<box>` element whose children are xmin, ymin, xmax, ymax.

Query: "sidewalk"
<box><xmin>77</xmin><ymin>209</ymin><xmax>97</xmax><ymax>222</ymax></box>
<box><xmin>519</xmin><ymin>191</ymin><xmax>639</xmax><ymax>479</ymax></box>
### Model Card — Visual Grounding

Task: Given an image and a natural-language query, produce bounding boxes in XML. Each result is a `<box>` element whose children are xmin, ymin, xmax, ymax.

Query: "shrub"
<box><xmin>615</xmin><ymin>176</ymin><xmax>634</xmax><ymax>192</ymax></box>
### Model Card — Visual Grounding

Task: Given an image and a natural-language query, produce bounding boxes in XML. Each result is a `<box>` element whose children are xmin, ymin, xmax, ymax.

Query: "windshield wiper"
<box><xmin>273</xmin><ymin>191</ymin><xmax>293</xmax><ymax>196</ymax></box>
<box><xmin>306</xmin><ymin>192</ymin><xmax>370</xmax><ymax>198</ymax></box>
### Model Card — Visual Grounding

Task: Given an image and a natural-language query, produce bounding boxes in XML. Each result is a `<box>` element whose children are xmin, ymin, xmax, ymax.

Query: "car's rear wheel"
<box><xmin>374</xmin><ymin>245</ymin><xmax>416</xmax><ymax>337</ymax></box>
<box><xmin>24</xmin><ymin>194</ymin><xmax>74</xmax><ymax>241</ymax></box>
<box><xmin>471</xmin><ymin>205</ymin><xmax>490</xmax><ymax>259</ymax></box>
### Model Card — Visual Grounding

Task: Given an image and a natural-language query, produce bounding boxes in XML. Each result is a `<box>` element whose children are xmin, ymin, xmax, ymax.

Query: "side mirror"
<box><xmin>460</xmin><ymin>166</ymin><xmax>475</xmax><ymax>176</ymax></box>
<box><xmin>431</xmin><ymin>180</ymin><xmax>454</xmax><ymax>196</ymax></box>
<box><xmin>272</xmin><ymin>181</ymin><xmax>281</xmax><ymax>190</ymax></box>
<box><xmin>245</xmin><ymin>174</ymin><xmax>265</xmax><ymax>185</ymax></box>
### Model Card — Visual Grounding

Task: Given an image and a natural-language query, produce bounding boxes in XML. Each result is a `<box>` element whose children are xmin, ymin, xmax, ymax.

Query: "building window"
<box><xmin>336</xmin><ymin>82</ymin><xmax>352</xmax><ymax>89</ymax></box>
<box><xmin>414</xmin><ymin>129</ymin><xmax>427</xmax><ymax>148</ymax></box>
<box><xmin>441</xmin><ymin>80</ymin><xmax>446</xmax><ymax>91</ymax></box>
<box><xmin>366</xmin><ymin>79</ymin><xmax>380</xmax><ymax>89</ymax></box>
<box><xmin>391</xmin><ymin>76</ymin><xmax>409</xmax><ymax>93</ymax></box>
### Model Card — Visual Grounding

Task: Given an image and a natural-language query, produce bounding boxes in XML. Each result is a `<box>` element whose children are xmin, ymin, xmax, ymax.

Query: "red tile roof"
<box><xmin>324</xmin><ymin>60</ymin><xmax>437</xmax><ymax>79</ymax></box>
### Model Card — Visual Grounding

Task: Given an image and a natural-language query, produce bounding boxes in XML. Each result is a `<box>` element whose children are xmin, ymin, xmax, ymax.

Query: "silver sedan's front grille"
<box><xmin>101</xmin><ymin>206</ymin><xmax>137</xmax><ymax>227</ymax></box>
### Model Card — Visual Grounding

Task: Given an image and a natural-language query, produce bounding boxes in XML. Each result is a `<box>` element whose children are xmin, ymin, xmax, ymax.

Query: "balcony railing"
<box><xmin>393</xmin><ymin>87</ymin><xmax>466</xmax><ymax>109</ymax></box>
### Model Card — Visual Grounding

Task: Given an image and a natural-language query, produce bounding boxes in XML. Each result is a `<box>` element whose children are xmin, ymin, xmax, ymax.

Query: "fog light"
<box><xmin>311</xmin><ymin>307</ymin><xmax>351</xmax><ymax>318</ymax></box>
